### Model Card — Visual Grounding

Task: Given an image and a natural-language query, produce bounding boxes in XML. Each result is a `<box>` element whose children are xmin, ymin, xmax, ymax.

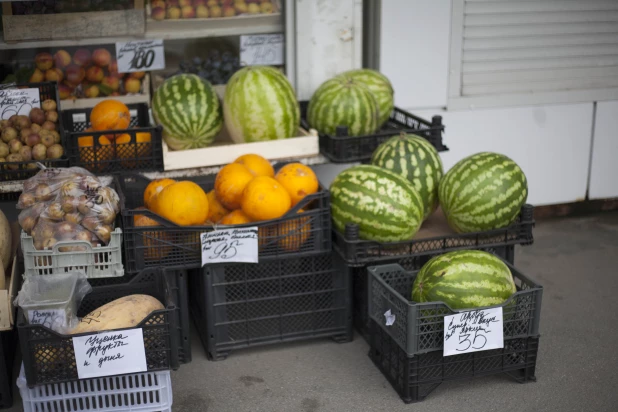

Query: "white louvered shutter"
<box><xmin>448</xmin><ymin>0</ymin><xmax>618</xmax><ymax>109</ymax></box>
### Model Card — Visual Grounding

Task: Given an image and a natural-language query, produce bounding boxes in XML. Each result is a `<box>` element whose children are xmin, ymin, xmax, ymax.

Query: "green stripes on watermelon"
<box><xmin>307</xmin><ymin>76</ymin><xmax>379</xmax><ymax>136</ymax></box>
<box><xmin>223</xmin><ymin>66</ymin><xmax>300</xmax><ymax>143</ymax></box>
<box><xmin>152</xmin><ymin>73</ymin><xmax>223</xmax><ymax>151</ymax></box>
<box><xmin>340</xmin><ymin>69</ymin><xmax>394</xmax><ymax>127</ymax></box>
<box><xmin>330</xmin><ymin>165</ymin><xmax>424</xmax><ymax>242</ymax></box>
<box><xmin>438</xmin><ymin>152</ymin><xmax>528</xmax><ymax>233</ymax></box>
<box><xmin>412</xmin><ymin>250</ymin><xmax>516</xmax><ymax>310</ymax></box>
<box><xmin>371</xmin><ymin>133</ymin><xmax>443</xmax><ymax>219</ymax></box>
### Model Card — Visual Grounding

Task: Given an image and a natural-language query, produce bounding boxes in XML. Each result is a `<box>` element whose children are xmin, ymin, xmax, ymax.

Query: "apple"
<box><xmin>29</xmin><ymin>68</ymin><xmax>44</xmax><ymax>83</ymax></box>
<box><xmin>206</xmin><ymin>0</ymin><xmax>217</xmax><ymax>6</ymax></box>
<box><xmin>124</xmin><ymin>77</ymin><xmax>141</xmax><ymax>94</ymax></box>
<box><xmin>223</xmin><ymin>6</ymin><xmax>235</xmax><ymax>17</ymax></box>
<box><xmin>53</xmin><ymin>50</ymin><xmax>72</xmax><ymax>69</ymax></box>
<box><xmin>247</xmin><ymin>3</ymin><xmax>259</xmax><ymax>14</ymax></box>
<box><xmin>196</xmin><ymin>4</ymin><xmax>209</xmax><ymax>17</ymax></box>
<box><xmin>73</xmin><ymin>48</ymin><xmax>91</xmax><ymax>66</ymax></box>
<box><xmin>181</xmin><ymin>5</ymin><xmax>195</xmax><ymax>18</ymax></box>
<box><xmin>35</xmin><ymin>52</ymin><xmax>53</xmax><ymax>71</ymax></box>
<box><xmin>209</xmin><ymin>5</ymin><xmax>222</xmax><ymax>17</ymax></box>
<box><xmin>179</xmin><ymin>0</ymin><xmax>191</xmax><ymax>6</ymax></box>
<box><xmin>92</xmin><ymin>48</ymin><xmax>112</xmax><ymax>67</ymax></box>
<box><xmin>84</xmin><ymin>84</ymin><xmax>100</xmax><ymax>98</ymax></box>
<box><xmin>86</xmin><ymin>66</ymin><xmax>104</xmax><ymax>83</ymax></box>
<box><xmin>167</xmin><ymin>6</ymin><xmax>181</xmax><ymax>19</ymax></box>
<box><xmin>235</xmin><ymin>2</ymin><xmax>248</xmax><ymax>13</ymax></box>
<box><xmin>108</xmin><ymin>59</ymin><xmax>119</xmax><ymax>76</ymax></box>
<box><xmin>130</xmin><ymin>71</ymin><xmax>145</xmax><ymax>80</ymax></box>
<box><xmin>222</xmin><ymin>0</ymin><xmax>234</xmax><ymax>6</ymax></box>
<box><xmin>151</xmin><ymin>0</ymin><xmax>166</xmax><ymax>7</ymax></box>
<box><xmin>101</xmin><ymin>76</ymin><xmax>120</xmax><ymax>92</ymax></box>
<box><xmin>193</xmin><ymin>0</ymin><xmax>206</xmax><ymax>6</ymax></box>
<box><xmin>44</xmin><ymin>68</ymin><xmax>63</xmax><ymax>82</ymax></box>
<box><xmin>58</xmin><ymin>84</ymin><xmax>73</xmax><ymax>100</ymax></box>
<box><xmin>151</xmin><ymin>6</ymin><xmax>166</xmax><ymax>20</ymax></box>
<box><xmin>260</xmin><ymin>2</ymin><xmax>272</xmax><ymax>13</ymax></box>
<box><xmin>65</xmin><ymin>64</ymin><xmax>86</xmax><ymax>84</ymax></box>
<box><xmin>166</xmin><ymin>0</ymin><xmax>179</xmax><ymax>6</ymax></box>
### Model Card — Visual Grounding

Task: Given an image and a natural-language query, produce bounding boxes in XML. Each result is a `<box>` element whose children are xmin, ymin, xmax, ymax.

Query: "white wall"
<box><xmin>589</xmin><ymin>101</ymin><xmax>618</xmax><ymax>199</ymax></box>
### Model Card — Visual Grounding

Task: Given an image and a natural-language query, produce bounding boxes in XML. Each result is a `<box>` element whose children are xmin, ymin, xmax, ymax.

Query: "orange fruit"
<box><xmin>206</xmin><ymin>190</ymin><xmax>230</xmax><ymax>223</ymax></box>
<box><xmin>274</xmin><ymin>163</ymin><xmax>319</xmax><ymax>206</ymax></box>
<box><xmin>90</xmin><ymin>99</ymin><xmax>131</xmax><ymax>131</ymax></box>
<box><xmin>77</xmin><ymin>134</ymin><xmax>113</xmax><ymax>173</ymax></box>
<box><xmin>214</xmin><ymin>163</ymin><xmax>255</xmax><ymax>210</ymax></box>
<box><xmin>143</xmin><ymin>178</ymin><xmax>175</xmax><ymax>209</ymax></box>
<box><xmin>116</xmin><ymin>132</ymin><xmax>152</xmax><ymax>168</ymax></box>
<box><xmin>234</xmin><ymin>154</ymin><xmax>274</xmax><ymax>177</ymax></box>
<box><xmin>276</xmin><ymin>209</ymin><xmax>311</xmax><ymax>252</ymax></box>
<box><xmin>151</xmin><ymin>181</ymin><xmax>208</xmax><ymax>226</ymax></box>
<box><xmin>133</xmin><ymin>208</ymin><xmax>170</xmax><ymax>260</ymax></box>
<box><xmin>220</xmin><ymin>209</ymin><xmax>252</xmax><ymax>225</ymax></box>
<box><xmin>241</xmin><ymin>176</ymin><xmax>291</xmax><ymax>221</ymax></box>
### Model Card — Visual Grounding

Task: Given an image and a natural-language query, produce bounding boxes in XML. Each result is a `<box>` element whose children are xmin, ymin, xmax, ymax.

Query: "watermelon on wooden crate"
<box><xmin>339</xmin><ymin>69</ymin><xmax>394</xmax><ymax>128</ymax></box>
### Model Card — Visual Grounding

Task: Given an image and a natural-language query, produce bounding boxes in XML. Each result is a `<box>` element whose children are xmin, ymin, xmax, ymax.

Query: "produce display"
<box><xmin>172</xmin><ymin>49</ymin><xmax>241</xmax><ymax>85</ymax></box>
<box><xmin>0</xmin><ymin>100</ymin><xmax>63</xmax><ymax>166</ymax></box>
<box><xmin>438</xmin><ymin>152</ymin><xmax>528</xmax><ymax>233</ymax></box>
<box><xmin>330</xmin><ymin>164</ymin><xmax>424</xmax><ymax>242</ymax></box>
<box><xmin>152</xmin><ymin>74</ymin><xmax>222</xmax><ymax>150</ymax></box>
<box><xmin>223</xmin><ymin>66</ymin><xmax>300</xmax><ymax>143</ymax></box>
<box><xmin>370</xmin><ymin>133</ymin><xmax>443</xmax><ymax>219</ymax></box>
<box><xmin>16</xmin><ymin>167</ymin><xmax>120</xmax><ymax>250</ymax></box>
<box><xmin>340</xmin><ymin>69</ymin><xmax>394</xmax><ymax>128</ymax></box>
<box><xmin>412</xmin><ymin>250</ymin><xmax>516</xmax><ymax>310</ymax></box>
<box><xmin>149</xmin><ymin>0</ymin><xmax>278</xmax><ymax>20</ymax></box>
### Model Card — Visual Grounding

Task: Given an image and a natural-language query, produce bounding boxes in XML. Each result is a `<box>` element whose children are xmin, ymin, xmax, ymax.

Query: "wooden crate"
<box><xmin>1</xmin><ymin>1</ymin><xmax>145</xmax><ymax>42</ymax></box>
<box><xmin>59</xmin><ymin>74</ymin><xmax>151</xmax><ymax>110</ymax></box>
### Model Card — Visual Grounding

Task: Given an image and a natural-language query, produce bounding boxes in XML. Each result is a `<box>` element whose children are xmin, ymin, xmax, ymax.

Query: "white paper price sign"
<box><xmin>28</xmin><ymin>309</ymin><xmax>66</xmax><ymax>329</ymax></box>
<box><xmin>240</xmin><ymin>34</ymin><xmax>284</xmax><ymax>66</ymax></box>
<box><xmin>73</xmin><ymin>329</ymin><xmax>147</xmax><ymax>379</ymax></box>
<box><xmin>201</xmin><ymin>227</ymin><xmax>258</xmax><ymax>265</ymax></box>
<box><xmin>116</xmin><ymin>39</ymin><xmax>166</xmax><ymax>73</ymax></box>
<box><xmin>443</xmin><ymin>307</ymin><xmax>503</xmax><ymax>357</ymax></box>
<box><xmin>0</xmin><ymin>88</ymin><xmax>40</xmax><ymax>120</ymax></box>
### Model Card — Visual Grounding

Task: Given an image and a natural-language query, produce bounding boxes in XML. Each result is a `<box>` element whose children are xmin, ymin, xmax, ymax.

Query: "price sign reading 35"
<box><xmin>443</xmin><ymin>307</ymin><xmax>504</xmax><ymax>356</ymax></box>
<box><xmin>115</xmin><ymin>39</ymin><xmax>166</xmax><ymax>73</ymax></box>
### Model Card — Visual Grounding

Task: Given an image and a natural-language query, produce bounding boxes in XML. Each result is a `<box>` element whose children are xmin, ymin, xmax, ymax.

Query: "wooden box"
<box><xmin>1</xmin><ymin>1</ymin><xmax>145</xmax><ymax>43</ymax></box>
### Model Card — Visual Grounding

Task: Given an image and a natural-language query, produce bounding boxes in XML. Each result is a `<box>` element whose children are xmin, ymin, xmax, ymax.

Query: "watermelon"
<box><xmin>412</xmin><ymin>250</ymin><xmax>516</xmax><ymax>310</ymax></box>
<box><xmin>371</xmin><ymin>133</ymin><xmax>443</xmax><ymax>219</ymax></box>
<box><xmin>307</xmin><ymin>76</ymin><xmax>379</xmax><ymax>136</ymax></box>
<box><xmin>330</xmin><ymin>165</ymin><xmax>424</xmax><ymax>242</ymax></box>
<box><xmin>152</xmin><ymin>73</ymin><xmax>223</xmax><ymax>151</ymax></box>
<box><xmin>339</xmin><ymin>69</ymin><xmax>394</xmax><ymax>127</ymax></box>
<box><xmin>223</xmin><ymin>66</ymin><xmax>300</xmax><ymax>143</ymax></box>
<box><xmin>438</xmin><ymin>152</ymin><xmax>528</xmax><ymax>233</ymax></box>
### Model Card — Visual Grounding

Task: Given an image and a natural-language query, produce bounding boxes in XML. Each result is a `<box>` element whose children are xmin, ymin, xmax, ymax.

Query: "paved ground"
<box><xmin>6</xmin><ymin>211</ymin><xmax>618</xmax><ymax>411</ymax></box>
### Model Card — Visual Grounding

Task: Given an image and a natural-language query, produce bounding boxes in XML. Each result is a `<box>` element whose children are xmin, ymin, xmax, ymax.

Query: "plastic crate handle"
<box><xmin>51</xmin><ymin>239</ymin><xmax>96</xmax><ymax>254</ymax></box>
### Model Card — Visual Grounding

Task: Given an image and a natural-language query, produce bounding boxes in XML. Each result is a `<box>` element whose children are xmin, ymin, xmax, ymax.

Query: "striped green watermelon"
<box><xmin>223</xmin><ymin>66</ymin><xmax>300</xmax><ymax>143</ymax></box>
<box><xmin>152</xmin><ymin>73</ymin><xmax>223</xmax><ymax>151</ymax></box>
<box><xmin>439</xmin><ymin>152</ymin><xmax>528</xmax><ymax>233</ymax></box>
<box><xmin>339</xmin><ymin>69</ymin><xmax>394</xmax><ymax>127</ymax></box>
<box><xmin>307</xmin><ymin>76</ymin><xmax>379</xmax><ymax>136</ymax></box>
<box><xmin>412</xmin><ymin>250</ymin><xmax>516</xmax><ymax>310</ymax></box>
<box><xmin>371</xmin><ymin>133</ymin><xmax>443</xmax><ymax>219</ymax></box>
<box><xmin>330</xmin><ymin>164</ymin><xmax>424</xmax><ymax>242</ymax></box>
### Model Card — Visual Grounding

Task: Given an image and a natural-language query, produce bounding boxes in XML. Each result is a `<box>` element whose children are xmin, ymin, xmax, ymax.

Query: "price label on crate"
<box><xmin>201</xmin><ymin>227</ymin><xmax>258</xmax><ymax>265</ymax></box>
<box><xmin>240</xmin><ymin>34</ymin><xmax>284</xmax><ymax>66</ymax></box>
<box><xmin>116</xmin><ymin>39</ymin><xmax>166</xmax><ymax>73</ymax></box>
<box><xmin>73</xmin><ymin>328</ymin><xmax>147</xmax><ymax>379</ymax></box>
<box><xmin>28</xmin><ymin>309</ymin><xmax>67</xmax><ymax>329</ymax></box>
<box><xmin>443</xmin><ymin>307</ymin><xmax>503</xmax><ymax>356</ymax></box>
<box><xmin>0</xmin><ymin>87</ymin><xmax>40</xmax><ymax>120</ymax></box>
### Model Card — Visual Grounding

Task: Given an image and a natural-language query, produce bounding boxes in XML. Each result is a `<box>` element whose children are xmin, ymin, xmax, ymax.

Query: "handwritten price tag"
<box><xmin>116</xmin><ymin>39</ymin><xmax>166</xmax><ymax>73</ymax></box>
<box><xmin>240</xmin><ymin>34</ymin><xmax>284</xmax><ymax>66</ymax></box>
<box><xmin>443</xmin><ymin>307</ymin><xmax>503</xmax><ymax>357</ymax></box>
<box><xmin>28</xmin><ymin>309</ymin><xmax>67</xmax><ymax>329</ymax></box>
<box><xmin>73</xmin><ymin>329</ymin><xmax>147</xmax><ymax>379</ymax></box>
<box><xmin>201</xmin><ymin>227</ymin><xmax>258</xmax><ymax>265</ymax></box>
<box><xmin>0</xmin><ymin>88</ymin><xmax>40</xmax><ymax>120</ymax></box>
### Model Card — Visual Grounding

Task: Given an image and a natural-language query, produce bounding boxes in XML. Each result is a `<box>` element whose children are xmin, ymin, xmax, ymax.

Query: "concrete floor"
<box><xmin>6</xmin><ymin>211</ymin><xmax>618</xmax><ymax>411</ymax></box>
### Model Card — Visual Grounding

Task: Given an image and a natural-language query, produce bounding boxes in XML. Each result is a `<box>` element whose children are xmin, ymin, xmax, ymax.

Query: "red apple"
<box><xmin>58</xmin><ymin>84</ymin><xmax>73</xmax><ymax>100</ymax></box>
<box><xmin>223</xmin><ymin>6</ymin><xmax>235</xmax><ymax>17</ymax></box>
<box><xmin>73</xmin><ymin>48</ymin><xmax>91</xmax><ymax>67</ymax></box>
<box><xmin>206</xmin><ymin>0</ymin><xmax>217</xmax><ymax>6</ymax></box>
<box><xmin>167</xmin><ymin>0</ymin><xmax>179</xmax><ymax>6</ymax></box>
<box><xmin>193</xmin><ymin>0</ymin><xmax>206</xmax><ymax>6</ymax></box>
<box><xmin>124</xmin><ymin>77</ymin><xmax>141</xmax><ymax>94</ymax></box>
<box><xmin>65</xmin><ymin>64</ymin><xmax>86</xmax><ymax>84</ymax></box>
<box><xmin>167</xmin><ymin>6</ymin><xmax>181</xmax><ymax>19</ymax></box>
<box><xmin>53</xmin><ymin>50</ymin><xmax>72</xmax><ymax>69</ymax></box>
<box><xmin>179</xmin><ymin>0</ymin><xmax>191</xmax><ymax>6</ymax></box>
<box><xmin>223</xmin><ymin>0</ymin><xmax>234</xmax><ymax>6</ymax></box>
<box><xmin>86</xmin><ymin>66</ymin><xmax>104</xmax><ymax>83</ymax></box>
<box><xmin>92</xmin><ymin>48</ymin><xmax>112</xmax><ymax>68</ymax></box>
<box><xmin>196</xmin><ymin>4</ymin><xmax>209</xmax><ymax>17</ymax></box>
<box><xmin>130</xmin><ymin>71</ymin><xmax>145</xmax><ymax>80</ymax></box>
<box><xmin>29</xmin><ymin>68</ymin><xmax>45</xmax><ymax>83</ymax></box>
<box><xmin>84</xmin><ymin>84</ymin><xmax>100</xmax><ymax>98</ymax></box>
<box><xmin>151</xmin><ymin>6</ymin><xmax>166</xmax><ymax>20</ymax></box>
<box><xmin>108</xmin><ymin>59</ymin><xmax>119</xmax><ymax>76</ymax></box>
<box><xmin>151</xmin><ymin>0</ymin><xmax>165</xmax><ymax>7</ymax></box>
<box><xmin>35</xmin><ymin>52</ymin><xmax>53</xmax><ymax>71</ymax></box>
<box><xmin>44</xmin><ymin>68</ymin><xmax>63</xmax><ymax>82</ymax></box>
<box><xmin>101</xmin><ymin>76</ymin><xmax>120</xmax><ymax>92</ymax></box>
<box><xmin>181</xmin><ymin>5</ymin><xmax>195</xmax><ymax>18</ymax></box>
<box><xmin>209</xmin><ymin>5</ymin><xmax>222</xmax><ymax>17</ymax></box>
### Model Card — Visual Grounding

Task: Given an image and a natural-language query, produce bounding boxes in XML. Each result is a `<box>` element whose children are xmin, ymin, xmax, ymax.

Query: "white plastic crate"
<box><xmin>17</xmin><ymin>366</ymin><xmax>173</xmax><ymax>412</ymax></box>
<box><xmin>21</xmin><ymin>229</ymin><xmax>124</xmax><ymax>278</ymax></box>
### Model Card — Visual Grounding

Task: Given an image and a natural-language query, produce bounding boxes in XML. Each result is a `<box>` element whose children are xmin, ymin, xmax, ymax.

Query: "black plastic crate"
<box><xmin>339</xmin><ymin>245</ymin><xmax>517</xmax><ymax>342</ymax></box>
<box><xmin>0</xmin><ymin>328</ymin><xmax>18</xmax><ymax>409</ymax></box>
<box><xmin>63</xmin><ymin>103</ymin><xmax>163</xmax><ymax>174</ymax></box>
<box><xmin>117</xmin><ymin>172</ymin><xmax>331</xmax><ymax>272</ymax></box>
<box><xmin>190</xmin><ymin>252</ymin><xmax>353</xmax><ymax>360</ymax></box>
<box><xmin>337</xmin><ymin>204</ymin><xmax>535</xmax><ymax>267</ymax></box>
<box><xmin>18</xmin><ymin>269</ymin><xmax>182</xmax><ymax>388</ymax></box>
<box><xmin>299</xmin><ymin>101</ymin><xmax>448</xmax><ymax>163</ymax></box>
<box><xmin>369</xmin><ymin>320</ymin><xmax>538</xmax><ymax>403</ymax></box>
<box><xmin>368</xmin><ymin>256</ymin><xmax>543</xmax><ymax>356</ymax></box>
<box><xmin>0</xmin><ymin>82</ymin><xmax>68</xmax><ymax>181</ymax></box>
